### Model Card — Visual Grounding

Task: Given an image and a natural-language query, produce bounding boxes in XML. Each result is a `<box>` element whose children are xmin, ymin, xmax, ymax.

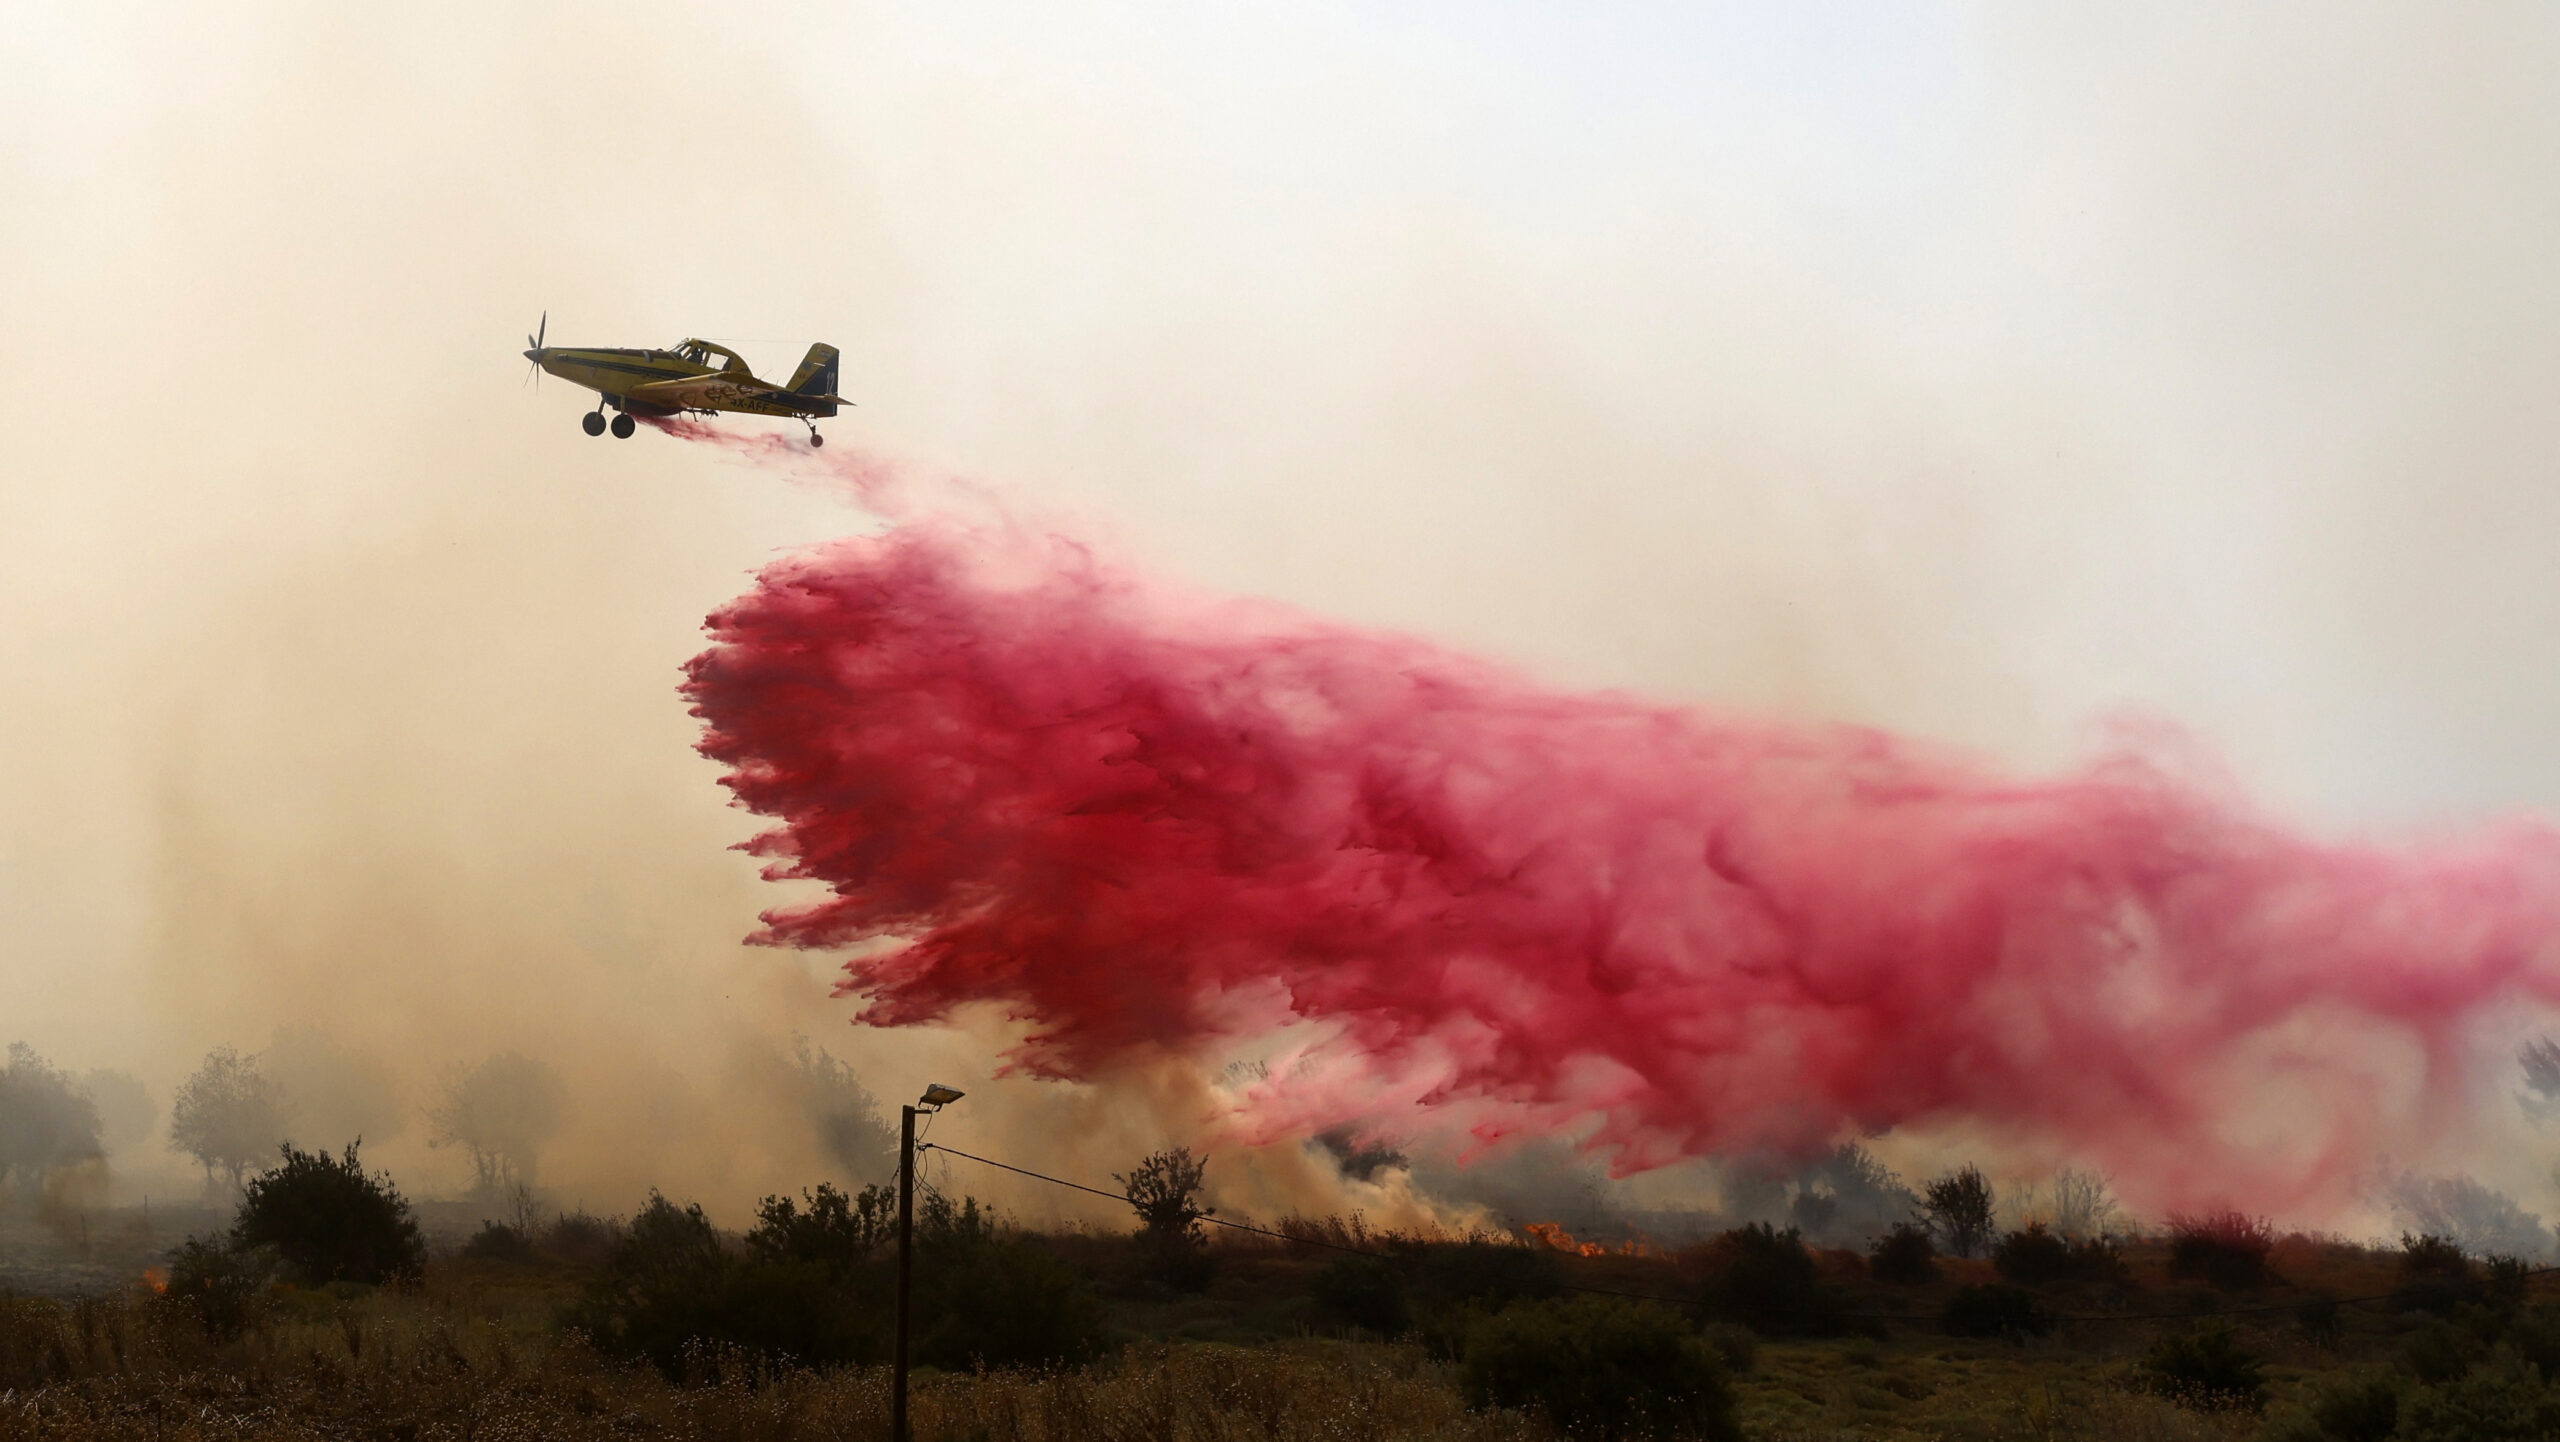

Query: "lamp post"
<box><xmin>894</xmin><ymin>1083</ymin><xmax>965</xmax><ymax>1442</ymax></box>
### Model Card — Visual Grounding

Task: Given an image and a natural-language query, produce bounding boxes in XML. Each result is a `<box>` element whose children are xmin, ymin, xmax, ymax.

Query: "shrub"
<box><xmin>1700</xmin><ymin>1321</ymin><xmax>1758</xmax><ymax>1374</ymax></box>
<box><xmin>2136</xmin><ymin>1325</ymin><xmax>2266</xmax><ymax>1411</ymax></box>
<box><xmin>1694</xmin><ymin>1223</ymin><xmax>1850</xmax><ymax>1337</ymax></box>
<box><xmin>1116</xmin><ymin>1147</ymin><xmax>1216</xmax><ymax>1292</ymax></box>
<box><xmin>1922</xmin><ymin>1165</ymin><xmax>1996</xmax><ymax>1259</ymax></box>
<box><xmin>2295</xmin><ymin>1292</ymin><xmax>2343</xmax><ymax>1349</ymax></box>
<box><xmin>230</xmin><ymin>1142</ymin><xmax>424</xmax><ymax>1286</ymax></box>
<box><xmin>1869</xmin><ymin>1222</ymin><xmax>1938</xmax><ymax>1284</ymax></box>
<box><xmin>745</xmin><ymin>1182</ymin><xmax>892</xmax><ymax>1274</ymax></box>
<box><xmin>160</xmin><ymin>1234</ymin><xmax>270</xmax><ymax>1342</ymax></box>
<box><xmin>541</xmin><ymin>1208</ymin><xmax>618</xmax><ymax>1266</ymax></box>
<box><xmin>461</xmin><ymin>1220</ymin><xmax>537</xmax><ymax>1263</ymax></box>
<box><xmin>2297</xmin><ymin>1371</ymin><xmax>2400</xmax><ymax>1442</ymax></box>
<box><xmin>1994</xmin><ymin>1223</ymin><xmax>2074</xmax><ymax>1285</ymax></box>
<box><xmin>1461</xmin><ymin>1296</ymin><xmax>1740</xmax><ymax>1442</ymax></box>
<box><xmin>2398</xmin><ymin>1348</ymin><xmax>2560</xmax><ymax>1441</ymax></box>
<box><xmin>2165</xmin><ymin>1209</ymin><xmax>2274</xmax><ymax>1289</ymax></box>
<box><xmin>1313</xmin><ymin>1253</ymin><xmax>1410</xmax><ymax>1336</ymax></box>
<box><xmin>2397</xmin><ymin>1318</ymin><xmax>2484</xmax><ymax>1387</ymax></box>
<box><xmin>1940</xmin><ymin>1283</ymin><xmax>2053</xmax><ymax>1340</ymax></box>
<box><xmin>1413</xmin><ymin>1240</ymin><xmax>1563</xmax><ymax>1358</ymax></box>
<box><xmin>2393</xmin><ymin>1233</ymin><xmax>2476</xmax><ymax>1318</ymax></box>
<box><xmin>913</xmin><ymin>1193</ymin><xmax>1108</xmax><ymax>1370</ymax></box>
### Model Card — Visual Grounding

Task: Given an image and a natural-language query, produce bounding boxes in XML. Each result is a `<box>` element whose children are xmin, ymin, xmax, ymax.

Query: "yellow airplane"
<box><xmin>519</xmin><ymin>313</ymin><xmax>849</xmax><ymax>446</ymax></box>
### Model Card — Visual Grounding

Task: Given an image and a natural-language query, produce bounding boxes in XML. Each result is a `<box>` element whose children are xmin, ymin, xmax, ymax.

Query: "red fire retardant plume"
<box><xmin>683</xmin><ymin>496</ymin><xmax>2560</xmax><ymax>1210</ymax></box>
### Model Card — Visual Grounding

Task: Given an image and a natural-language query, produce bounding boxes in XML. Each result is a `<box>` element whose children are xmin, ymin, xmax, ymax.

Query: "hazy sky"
<box><xmin>3</xmin><ymin>2</ymin><xmax>2555</xmax><ymax>1216</ymax></box>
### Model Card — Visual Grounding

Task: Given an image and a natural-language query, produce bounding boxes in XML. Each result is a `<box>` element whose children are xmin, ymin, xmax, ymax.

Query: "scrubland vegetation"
<box><xmin>7</xmin><ymin>1144</ymin><xmax>2560</xmax><ymax>1441</ymax></box>
<box><xmin>14</xmin><ymin>1036</ymin><xmax>2560</xmax><ymax>1438</ymax></box>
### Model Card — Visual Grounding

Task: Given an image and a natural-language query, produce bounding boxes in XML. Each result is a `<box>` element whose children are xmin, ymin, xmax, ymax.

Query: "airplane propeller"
<box><xmin>522</xmin><ymin>311</ymin><xmax>547</xmax><ymax>389</ymax></box>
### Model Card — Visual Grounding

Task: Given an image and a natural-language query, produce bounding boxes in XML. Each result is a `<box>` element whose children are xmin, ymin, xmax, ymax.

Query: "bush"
<box><xmin>2398</xmin><ymin>1348</ymin><xmax>2560</xmax><ymax>1441</ymax></box>
<box><xmin>1994</xmin><ymin>1223</ymin><xmax>2074</xmax><ymax>1285</ymax></box>
<box><xmin>1313</xmin><ymin>1253</ymin><xmax>1411</xmax><ymax>1337</ymax></box>
<box><xmin>461</xmin><ymin>1220</ymin><xmax>537</xmax><ymax>1263</ymax></box>
<box><xmin>1940</xmin><ymin>1283</ymin><xmax>2053</xmax><ymax>1340</ymax></box>
<box><xmin>745</xmin><ymin>1182</ymin><xmax>892</xmax><ymax>1274</ymax></box>
<box><xmin>2391</xmin><ymin>1232</ymin><xmax>2477</xmax><ymax>1318</ymax></box>
<box><xmin>1461</xmin><ymin>1296</ymin><xmax>1740</xmax><ymax>1442</ymax></box>
<box><xmin>1413</xmin><ymin>1241</ymin><xmax>1563</xmax><ymax>1358</ymax></box>
<box><xmin>160</xmin><ymin>1234</ymin><xmax>270</xmax><ymax>1342</ymax></box>
<box><xmin>1869</xmin><ymin>1222</ymin><xmax>1938</xmax><ymax>1285</ymax></box>
<box><xmin>912</xmin><ymin>1192</ymin><xmax>1108</xmax><ymax>1370</ymax></box>
<box><xmin>2397</xmin><ymin>1318</ymin><xmax>2484</xmax><ymax>1387</ymax></box>
<box><xmin>2165</xmin><ymin>1209</ymin><xmax>2274</xmax><ymax>1290</ymax></box>
<box><xmin>2295</xmin><ymin>1292</ymin><xmax>2343</xmax><ymax>1349</ymax></box>
<box><xmin>1693</xmin><ymin>1223</ymin><xmax>1849</xmax><ymax>1336</ymax></box>
<box><xmin>2294</xmin><ymin>1371</ymin><xmax>2401</xmax><ymax>1442</ymax></box>
<box><xmin>2136</xmin><ymin>1325</ymin><xmax>2266</xmax><ymax>1411</ymax></box>
<box><xmin>1995</xmin><ymin>1222</ymin><xmax>2127</xmax><ymax>1288</ymax></box>
<box><xmin>230</xmin><ymin>1141</ymin><xmax>424</xmax><ymax>1287</ymax></box>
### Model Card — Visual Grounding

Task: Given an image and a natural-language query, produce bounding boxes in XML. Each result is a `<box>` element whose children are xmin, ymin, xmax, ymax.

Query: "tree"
<box><xmin>169</xmin><ymin>1046</ymin><xmax>290</xmax><ymax>1193</ymax></box>
<box><xmin>1116</xmin><ymin>1145</ymin><xmax>1213</xmax><ymax>1241</ymax></box>
<box><xmin>0</xmin><ymin>1043</ymin><xmax>103</xmax><ymax>1192</ymax></box>
<box><xmin>1922</xmin><ymin>1164</ymin><xmax>1997</xmax><ymax>1259</ymax></box>
<box><xmin>789</xmin><ymin>1039</ymin><xmax>895</xmax><ymax>1184</ymax></box>
<box><xmin>2049</xmin><ymin>1168</ymin><xmax>2121</xmax><ymax>1240</ymax></box>
<box><xmin>425</xmin><ymin>1051</ymin><xmax>565</xmax><ymax>1195</ymax></box>
<box><xmin>231</xmin><ymin>1141</ymin><xmax>424</xmax><ymax>1285</ymax></box>
<box><xmin>79</xmin><ymin>1068</ymin><xmax>158</xmax><ymax>1155</ymax></box>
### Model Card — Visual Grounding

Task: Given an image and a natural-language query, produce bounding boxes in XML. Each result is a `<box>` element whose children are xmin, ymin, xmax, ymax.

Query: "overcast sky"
<box><xmin>3</xmin><ymin>2</ymin><xmax>2554</xmax><ymax>1213</ymax></box>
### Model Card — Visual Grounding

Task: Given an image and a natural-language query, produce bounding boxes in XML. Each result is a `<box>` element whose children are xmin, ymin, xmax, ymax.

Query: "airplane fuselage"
<box><xmin>524</xmin><ymin>344</ymin><xmax>836</xmax><ymax>419</ymax></box>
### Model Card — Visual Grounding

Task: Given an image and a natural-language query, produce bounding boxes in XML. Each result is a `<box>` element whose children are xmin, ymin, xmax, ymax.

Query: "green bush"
<box><xmin>1695</xmin><ymin>1223</ymin><xmax>1849</xmax><ymax>1336</ymax></box>
<box><xmin>230</xmin><ymin>1142</ymin><xmax>423</xmax><ymax>1286</ymax></box>
<box><xmin>2299</xmin><ymin>1371</ymin><xmax>2401</xmax><ymax>1442</ymax></box>
<box><xmin>913</xmin><ymin>1192</ymin><xmax>1108</xmax><ymax>1370</ymax></box>
<box><xmin>2397</xmin><ymin>1317</ymin><xmax>2485</xmax><ymax>1387</ymax></box>
<box><xmin>2399</xmin><ymin>1348</ymin><xmax>2560</xmax><ymax>1441</ymax></box>
<box><xmin>745</xmin><ymin>1182</ymin><xmax>892</xmax><ymax>1274</ymax></box>
<box><xmin>2135</xmin><ymin>1324</ymin><xmax>2266</xmax><ymax>1411</ymax></box>
<box><xmin>1313</xmin><ymin>1253</ymin><xmax>1410</xmax><ymax>1337</ymax></box>
<box><xmin>2164</xmin><ymin>1210</ymin><xmax>2274</xmax><ymax>1290</ymax></box>
<box><xmin>2391</xmin><ymin>1233</ymin><xmax>2476</xmax><ymax>1318</ymax></box>
<box><xmin>1940</xmin><ymin>1283</ymin><xmax>2052</xmax><ymax>1340</ymax></box>
<box><xmin>1461</xmin><ymin>1296</ymin><xmax>1739</xmax><ymax>1442</ymax></box>
<box><xmin>569</xmin><ymin>1191</ymin><xmax>894</xmax><ymax>1375</ymax></box>
<box><xmin>1869</xmin><ymin>1222</ymin><xmax>1938</xmax><ymax>1284</ymax></box>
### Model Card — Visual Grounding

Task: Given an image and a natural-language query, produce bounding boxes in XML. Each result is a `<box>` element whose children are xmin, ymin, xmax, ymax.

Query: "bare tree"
<box><xmin>169</xmin><ymin>1046</ymin><xmax>291</xmax><ymax>1193</ymax></box>
<box><xmin>2049</xmin><ymin>1169</ymin><xmax>2122</xmax><ymax>1240</ymax></box>
<box><xmin>426</xmin><ymin>1051</ymin><xmax>565</xmax><ymax>1195</ymax></box>
<box><xmin>0</xmin><ymin>1043</ymin><xmax>103</xmax><ymax>1192</ymax></box>
<box><xmin>1922</xmin><ymin>1164</ymin><xmax>1997</xmax><ymax>1259</ymax></box>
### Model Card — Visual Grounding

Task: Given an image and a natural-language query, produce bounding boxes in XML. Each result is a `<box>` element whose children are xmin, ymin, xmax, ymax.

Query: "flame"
<box><xmin>1524</xmin><ymin>1221</ymin><xmax>1663</xmax><ymax>1258</ymax></box>
<box><xmin>142</xmin><ymin>1266</ymin><xmax>168</xmax><ymax>1295</ymax></box>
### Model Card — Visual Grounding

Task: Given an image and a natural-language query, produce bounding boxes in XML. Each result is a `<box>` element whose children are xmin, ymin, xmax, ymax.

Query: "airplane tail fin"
<box><xmin>787</xmin><ymin>343</ymin><xmax>841</xmax><ymax>402</ymax></box>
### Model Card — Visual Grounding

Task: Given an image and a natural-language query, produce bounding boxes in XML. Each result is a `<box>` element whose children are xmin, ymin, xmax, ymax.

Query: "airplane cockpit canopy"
<box><xmin>672</xmin><ymin>339</ymin><xmax>749</xmax><ymax>372</ymax></box>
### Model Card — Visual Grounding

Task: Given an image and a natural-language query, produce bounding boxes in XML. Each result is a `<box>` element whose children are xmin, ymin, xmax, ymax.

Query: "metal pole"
<box><xmin>893</xmin><ymin>1103</ymin><xmax>916</xmax><ymax>1442</ymax></box>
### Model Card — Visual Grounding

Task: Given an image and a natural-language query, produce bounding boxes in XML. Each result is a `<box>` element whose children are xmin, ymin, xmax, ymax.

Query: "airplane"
<box><xmin>519</xmin><ymin>313</ymin><xmax>849</xmax><ymax>446</ymax></box>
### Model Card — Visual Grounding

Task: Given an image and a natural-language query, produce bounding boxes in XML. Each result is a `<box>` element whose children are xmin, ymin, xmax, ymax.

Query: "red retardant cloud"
<box><xmin>683</xmin><ymin>503</ymin><xmax>2560</xmax><ymax>1211</ymax></box>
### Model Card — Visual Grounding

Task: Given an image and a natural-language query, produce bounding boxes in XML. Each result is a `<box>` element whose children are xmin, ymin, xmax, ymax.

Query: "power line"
<box><xmin>921</xmin><ymin>1140</ymin><xmax>2560</xmax><ymax>1330</ymax></box>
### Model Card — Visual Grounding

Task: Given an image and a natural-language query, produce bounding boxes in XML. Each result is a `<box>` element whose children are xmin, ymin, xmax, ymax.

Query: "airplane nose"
<box><xmin>523</xmin><ymin>348</ymin><xmax>540</xmax><ymax>362</ymax></box>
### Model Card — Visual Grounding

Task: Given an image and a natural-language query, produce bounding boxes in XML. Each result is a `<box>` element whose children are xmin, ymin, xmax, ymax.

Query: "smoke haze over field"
<box><xmin>4</xmin><ymin>3</ymin><xmax>2559</xmax><ymax>1231</ymax></box>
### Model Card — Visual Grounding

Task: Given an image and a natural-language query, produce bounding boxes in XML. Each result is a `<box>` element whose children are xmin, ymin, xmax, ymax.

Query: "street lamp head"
<box><xmin>919</xmin><ymin>1083</ymin><xmax>966</xmax><ymax>1108</ymax></box>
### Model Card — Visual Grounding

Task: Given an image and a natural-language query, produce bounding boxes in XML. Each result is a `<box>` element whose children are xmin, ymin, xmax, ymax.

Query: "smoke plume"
<box><xmin>679</xmin><ymin>443</ymin><xmax>2560</xmax><ymax>1217</ymax></box>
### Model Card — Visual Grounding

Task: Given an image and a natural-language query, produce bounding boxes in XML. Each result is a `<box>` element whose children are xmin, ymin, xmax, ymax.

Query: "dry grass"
<box><xmin>0</xmin><ymin>1288</ymin><xmax>1540</xmax><ymax>1442</ymax></box>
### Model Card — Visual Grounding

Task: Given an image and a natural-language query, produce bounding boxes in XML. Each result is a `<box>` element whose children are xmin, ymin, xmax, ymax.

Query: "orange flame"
<box><xmin>1524</xmin><ymin>1222</ymin><xmax>1662</xmax><ymax>1258</ymax></box>
<box><xmin>142</xmin><ymin>1266</ymin><xmax>168</xmax><ymax>1295</ymax></box>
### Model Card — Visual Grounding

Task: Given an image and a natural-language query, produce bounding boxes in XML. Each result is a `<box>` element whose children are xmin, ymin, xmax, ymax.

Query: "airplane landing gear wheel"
<box><xmin>610</xmin><ymin>413</ymin><xmax>636</xmax><ymax>439</ymax></box>
<box><xmin>582</xmin><ymin>411</ymin><xmax>606</xmax><ymax>436</ymax></box>
<box><xmin>808</xmin><ymin>431</ymin><xmax>825</xmax><ymax>448</ymax></box>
